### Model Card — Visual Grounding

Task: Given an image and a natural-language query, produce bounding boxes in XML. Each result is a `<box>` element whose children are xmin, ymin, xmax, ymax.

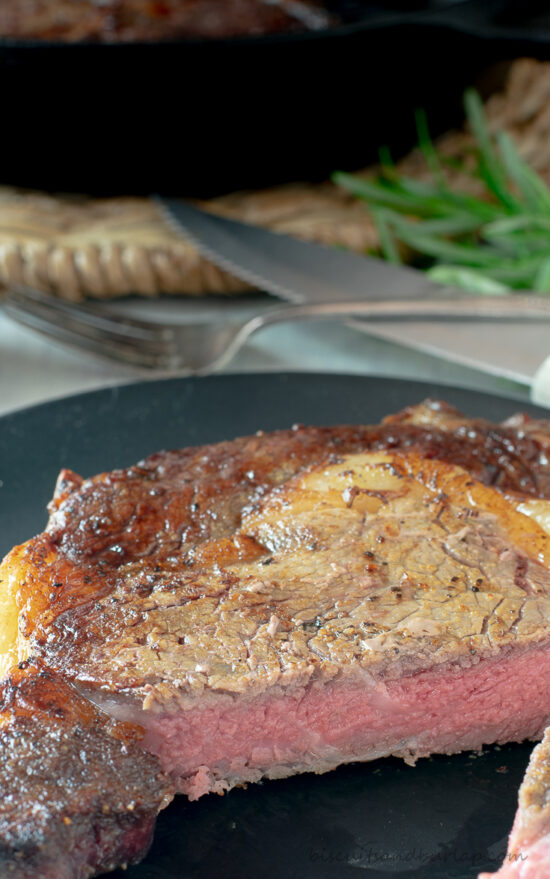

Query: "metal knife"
<box><xmin>157</xmin><ymin>197</ymin><xmax>550</xmax><ymax>405</ymax></box>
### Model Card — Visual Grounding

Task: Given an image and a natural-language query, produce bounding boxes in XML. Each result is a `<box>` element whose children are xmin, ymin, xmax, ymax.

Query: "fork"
<box><xmin>5</xmin><ymin>285</ymin><xmax>550</xmax><ymax>374</ymax></box>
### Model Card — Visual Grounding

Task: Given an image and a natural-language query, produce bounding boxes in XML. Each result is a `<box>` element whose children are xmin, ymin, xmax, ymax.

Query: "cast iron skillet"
<box><xmin>0</xmin><ymin>0</ymin><xmax>548</xmax><ymax>195</ymax></box>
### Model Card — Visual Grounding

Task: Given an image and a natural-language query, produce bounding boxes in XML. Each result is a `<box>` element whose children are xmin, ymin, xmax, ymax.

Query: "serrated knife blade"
<box><xmin>157</xmin><ymin>197</ymin><xmax>550</xmax><ymax>406</ymax></box>
<box><xmin>157</xmin><ymin>197</ymin><xmax>464</xmax><ymax>304</ymax></box>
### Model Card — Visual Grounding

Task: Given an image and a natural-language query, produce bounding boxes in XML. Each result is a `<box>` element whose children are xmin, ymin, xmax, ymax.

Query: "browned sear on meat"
<box><xmin>0</xmin><ymin>0</ymin><xmax>336</xmax><ymax>42</ymax></box>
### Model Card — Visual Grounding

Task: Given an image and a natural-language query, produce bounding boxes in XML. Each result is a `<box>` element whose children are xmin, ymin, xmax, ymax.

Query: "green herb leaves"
<box><xmin>333</xmin><ymin>89</ymin><xmax>550</xmax><ymax>294</ymax></box>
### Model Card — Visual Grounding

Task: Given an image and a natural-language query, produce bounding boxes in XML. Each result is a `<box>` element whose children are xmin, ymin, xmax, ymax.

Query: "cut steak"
<box><xmin>3</xmin><ymin>400</ymin><xmax>550</xmax><ymax>876</ymax></box>
<box><xmin>0</xmin><ymin>663</ymin><xmax>173</xmax><ymax>879</ymax></box>
<box><xmin>16</xmin><ymin>449</ymin><xmax>550</xmax><ymax>800</ymax></box>
<box><xmin>480</xmin><ymin>730</ymin><xmax>550</xmax><ymax>878</ymax></box>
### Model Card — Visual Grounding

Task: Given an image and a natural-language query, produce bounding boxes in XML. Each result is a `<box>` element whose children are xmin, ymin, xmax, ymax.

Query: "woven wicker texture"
<box><xmin>397</xmin><ymin>58</ymin><xmax>550</xmax><ymax>193</ymax></box>
<box><xmin>0</xmin><ymin>185</ymin><xmax>378</xmax><ymax>301</ymax></box>
<box><xmin>0</xmin><ymin>58</ymin><xmax>549</xmax><ymax>301</ymax></box>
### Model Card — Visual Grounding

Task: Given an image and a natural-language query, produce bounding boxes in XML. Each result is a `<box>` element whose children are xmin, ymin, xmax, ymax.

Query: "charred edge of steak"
<box><xmin>0</xmin><ymin>663</ymin><xmax>174</xmax><ymax>879</ymax></box>
<box><xmin>46</xmin><ymin>408</ymin><xmax>550</xmax><ymax>565</ymax></box>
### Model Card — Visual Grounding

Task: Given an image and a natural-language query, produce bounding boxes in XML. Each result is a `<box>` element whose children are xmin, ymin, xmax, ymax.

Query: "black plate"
<box><xmin>0</xmin><ymin>372</ymin><xmax>546</xmax><ymax>878</ymax></box>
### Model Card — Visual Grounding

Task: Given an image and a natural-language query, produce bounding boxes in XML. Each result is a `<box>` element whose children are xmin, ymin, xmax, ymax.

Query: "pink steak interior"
<box><xmin>130</xmin><ymin>644</ymin><xmax>550</xmax><ymax>800</ymax></box>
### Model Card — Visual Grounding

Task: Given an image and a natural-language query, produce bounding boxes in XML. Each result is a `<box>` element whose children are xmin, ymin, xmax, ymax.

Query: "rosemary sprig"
<box><xmin>333</xmin><ymin>89</ymin><xmax>550</xmax><ymax>294</ymax></box>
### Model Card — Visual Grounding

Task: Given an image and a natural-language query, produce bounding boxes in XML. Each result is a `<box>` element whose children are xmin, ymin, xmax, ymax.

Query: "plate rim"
<box><xmin>0</xmin><ymin>371</ymin><xmax>543</xmax><ymax>428</ymax></box>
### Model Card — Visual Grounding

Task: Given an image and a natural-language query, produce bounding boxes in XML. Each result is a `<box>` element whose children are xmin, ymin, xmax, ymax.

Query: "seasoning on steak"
<box><xmin>3</xmin><ymin>400</ymin><xmax>550</xmax><ymax>877</ymax></box>
<box><xmin>44</xmin><ymin>401</ymin><xmax>550</xmax><ymax>569</ymax></box>
<box><xmin>0</xmin><ymin>0</ymin><xmax>334</xmax><ymax>43</ymax></box>
<box><xmin>0</xmin><ymin>663</ymin><xmax>173</xmax><ymax>879</ymax></box>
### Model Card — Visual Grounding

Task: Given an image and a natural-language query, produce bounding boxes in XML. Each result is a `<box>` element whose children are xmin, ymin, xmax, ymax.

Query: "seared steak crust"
<box><xmin>8</xmin><ymin>400</ymin><xmax>550</xmax><ymax>704</ymax></box>
<box><xmin>46</xmin><ymin>402</ymin><xmax>550</xmax><ymax>567</ymax></box>
<box><xmin>6</xmin><ymin>403</ymin><xmax>548</xmax><ymax>661</ymax></box>
<box><xmin>0</xmin><ymin>0</ymin><xmax>333</xmax><ymax>43</ymax></box>
<box><xmin>34</xmin><ymin>448</ymin><xmax>550</xmax><ymax>698</ymax></box>
<box><xmin>0</xmin><ymin>664</ymin><xmax>173</xmax><ymax>879</ymax></box>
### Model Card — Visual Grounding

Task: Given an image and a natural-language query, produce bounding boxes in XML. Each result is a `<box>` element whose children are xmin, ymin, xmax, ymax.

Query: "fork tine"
<box><xmin>3</xmin><ymin>299</ymin><xmax>180</xmax><ymax>370</ymax></box>
<box><xmin>2</xmin><ymin>289</ymin><xmax>194</xmax><ymax>369</ymax></box>
<box><xmin>6</xmin><ymin>286</ymin><xmax>170</xmax><ymax>343</ymax></box>
<box><xmin>3</xmin><ymin>285</ymin><xmax>245</xmax><ymax>372</ymax></box>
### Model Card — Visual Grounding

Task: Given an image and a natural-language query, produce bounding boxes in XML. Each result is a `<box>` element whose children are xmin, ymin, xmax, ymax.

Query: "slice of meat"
<box><xmin>480</xmin><ymin>730</ymin><xmax>550</xmax><ymax>878</ymax></box>
<box><xmin>0</xmin><ymin>663</ymin><xmax>173</xmax><ymax>879</ymax></box>
<box><xmin>6</xmin><ymin>448</ymin><xmax>550</xmax><ymax>803</ymax></box>
<box><xmin>3</xmin><ymin>401</ymin><xmax>550</xmax><ymax>876</ymax></box>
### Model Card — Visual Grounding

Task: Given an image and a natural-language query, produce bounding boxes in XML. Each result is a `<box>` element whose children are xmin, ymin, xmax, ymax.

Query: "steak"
<box><xmin>0</xmin><ymin>0</ymin><xmax>334</xmax><ymax>42</ymax></box>
<box><xmin>3</xmin><ymin>400</ymin><xmax>550</xmax><ymax>876</ymax></box>
<box><xmin>480</xmin><ymin>730</ymin><xmax>550</xmax><ymax>878</ymax></box>
<box><xmin>0</xmin><ymin>664</ymin><xmax>173</xmax><ymax>879</ymax></box>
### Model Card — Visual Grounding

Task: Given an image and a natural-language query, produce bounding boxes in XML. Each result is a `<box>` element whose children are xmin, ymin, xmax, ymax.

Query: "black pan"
<box><xmin>0</xmin><ymin>372</ymin><xmax>546</xmax><ymax>878</ymax></box>
<box><xmin>0</xmin><ymin>0</ymin><xmax>548</xmax><ymax>195</ymax></box>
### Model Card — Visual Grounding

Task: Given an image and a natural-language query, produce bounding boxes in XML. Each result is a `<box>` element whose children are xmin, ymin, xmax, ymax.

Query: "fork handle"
<box><xmin>209</xmin><ymin>296</ymin><xmax>550</xmax><ymax>373</ymax></box>
<box><xmin>245</xmin><ymin>296</ymin><xmax>550</xmax><ymax>330</ymax></box>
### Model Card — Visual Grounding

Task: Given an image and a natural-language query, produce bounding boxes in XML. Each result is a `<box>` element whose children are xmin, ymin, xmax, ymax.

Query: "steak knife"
<box><xmin>158</xmin><ymin>198</ymin><xmax>550</xmax><ymax>406</ymax></box>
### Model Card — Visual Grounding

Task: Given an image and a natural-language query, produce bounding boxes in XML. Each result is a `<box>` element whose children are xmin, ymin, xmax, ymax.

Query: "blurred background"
<box><xmin>3</xmin><ymin>0</ymin><xmax>550</xmax><ymax>195</ymax></box>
